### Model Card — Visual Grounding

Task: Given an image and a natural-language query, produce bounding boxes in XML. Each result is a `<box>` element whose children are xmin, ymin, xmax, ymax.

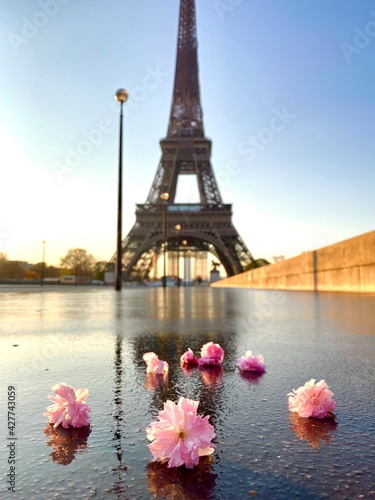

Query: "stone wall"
<box><xmin>211</xmin><ymin>230</ymin><xmax>375</xmax><ymax>293</ymax></box>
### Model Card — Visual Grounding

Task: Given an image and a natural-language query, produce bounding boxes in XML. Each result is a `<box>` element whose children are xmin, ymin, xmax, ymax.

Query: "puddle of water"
<box><xmin>0</xmin><ymin>287</ymin><xmax>374</xmax><ymax>499</ymax></box>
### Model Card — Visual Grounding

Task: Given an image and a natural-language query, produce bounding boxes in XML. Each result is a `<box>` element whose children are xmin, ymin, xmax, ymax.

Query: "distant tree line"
<box><xmin>243</xmin><ymin>258</ymin><xmax>270</xmax><ymax>272</ymax></box>
<box><xmin>0</xmin><ymin>250</ymin><xmax>108</xmax><ymax>282</ymax></box>
<box><xmin>0</xmin><ymin>250</ymin><xmax>269</xmax><ymax>282</ymax></box>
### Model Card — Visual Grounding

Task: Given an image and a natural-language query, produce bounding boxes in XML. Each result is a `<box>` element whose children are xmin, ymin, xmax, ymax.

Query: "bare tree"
<box><xmin>60</xmin><ymin>249</ymin><xmax>95</xmax><ymax>278</ymax></box>
<box><xmin>0</xmin><ymin>259</ymin><xmax>25</xmax><ymax>280</ymax></box>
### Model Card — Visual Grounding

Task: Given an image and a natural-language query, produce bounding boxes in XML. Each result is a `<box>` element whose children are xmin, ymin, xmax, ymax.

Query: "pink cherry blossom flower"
<box><xmin>146</xmin><ymin>397</ymin><xmax>216</xmax><ymax>469</ymax></box>
<box><xmin>44</xmin><ymin>383</ymin><xmax>91</xmax><ymax>429</ymax></box>
<box><xmin>143</xmin><ymin>352</ymin><xmax>169</xmax><ymax>375</ymax></box>
<box><xmin>180</xmin><ymin>348</ymin><xmax>199</xmax><ymax>365</ymax></box>
<box><xmin>288</xmin><ymin>379</ymin><xmax>336</xmax><ymax>419</ymax></box>
<box><xmin>198</xmin><ymin>342</ymin><xmax>224</xmax><ymax>366</ymax></box>
<box><xmin>236</xmin><ymin>350</ymin><xmax>266</xmax><ymax>373</ymax></box>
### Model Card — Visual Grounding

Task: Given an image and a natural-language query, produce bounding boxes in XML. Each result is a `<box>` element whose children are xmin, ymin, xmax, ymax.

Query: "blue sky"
<box><xmin>0</xmin><ymin>0</ymin><xmax>374</xmax><ymax>268</ymax></box>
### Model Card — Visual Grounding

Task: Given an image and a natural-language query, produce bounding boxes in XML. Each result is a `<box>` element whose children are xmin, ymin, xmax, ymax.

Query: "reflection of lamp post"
<box><xmin>160</xmin><ymin>192</ymin><xmax>169</xmax><ymax>288</ymax></box>
<box><xmin>182</xmin><ymin>239</ymin><xmax>187</xmax><ymax>286</ymax></box>
<box><xmin>115</xmin><ymin>88</ymin><xmax>129</xmax><ymax>292</ymax></box>
<box><xmin>75</xmin><ymin>249</ymin><xmax>79</xmax><ymax>287</ymax></box>
<box><xmin>113</xmin><ymin>333</ymin><xmax>124</xmax><ymax>462</ymax></box>
<box><xmin>175</xmin><ymin>224</ymin><xmax>181</xmax><ymax>287</ymax></box>
<box><xmin>41</xmin><ymin>240</ymin><xmax>45</xmax><ymax>287</ymax></box>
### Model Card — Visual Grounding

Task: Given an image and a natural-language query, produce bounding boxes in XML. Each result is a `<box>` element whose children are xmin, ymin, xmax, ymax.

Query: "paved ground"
<box><xmin>0</xmin><ymin>284</ymin><xmax>107</xmax><ymax>293</ymax></box>
<box><xmin>1</xmin><ymin>287</ymin><xmax>374</xmax><ymax>499</ymax></box>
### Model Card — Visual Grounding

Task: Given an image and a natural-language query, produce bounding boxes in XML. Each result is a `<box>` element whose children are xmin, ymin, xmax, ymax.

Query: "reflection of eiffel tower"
<box><xmin>117</xmin><ymin>0</ymin><xmax>256</xmax><ymax>281</ymax></box>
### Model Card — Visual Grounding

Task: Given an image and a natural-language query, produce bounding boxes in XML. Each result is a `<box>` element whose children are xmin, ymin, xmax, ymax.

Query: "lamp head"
<box><xmin>115</xmin><ymin>89</ymin><xmax>129</xmax><ymax>103</ymax></box>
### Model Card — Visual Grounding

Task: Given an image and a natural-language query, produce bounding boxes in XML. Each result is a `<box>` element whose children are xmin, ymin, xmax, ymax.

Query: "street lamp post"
<box><xmin>41</xmin><ymin>240</ymin><xmax>45</xmax><ymax>287</ymax></box>
<box><xmin>115</xmin><ymin>88</ymin><xmax>129</xmax><ymax>291</ymax></box>
<box><xmin>175</xmin><ymin>224</ymin><xmax>181</xmax><ymax>287</ymax></box>
<box><xmin>160</xmin><ymin>192</ymin><xmax>169</xmax><ymax>288</ymax></box>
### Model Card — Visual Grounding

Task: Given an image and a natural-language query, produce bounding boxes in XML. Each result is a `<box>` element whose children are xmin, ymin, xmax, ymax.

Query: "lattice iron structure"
<box><xmin>113</xmin><ymin>0</ymin><xmax>256</xmax><ymax>281</ymax></box>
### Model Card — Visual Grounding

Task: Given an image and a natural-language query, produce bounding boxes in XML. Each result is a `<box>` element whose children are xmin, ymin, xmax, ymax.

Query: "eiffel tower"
<box><xmin>116</xmin><ymin>0</ymin><xmax>256</xmax><ymax>281</ymax></box>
